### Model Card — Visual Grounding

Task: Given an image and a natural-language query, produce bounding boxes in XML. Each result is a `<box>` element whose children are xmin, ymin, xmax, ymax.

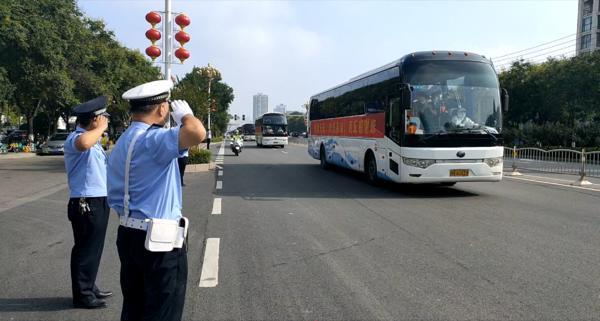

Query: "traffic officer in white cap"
<box><xmin>107</xmin><ymin>79</ymin><xmax>205</xmax><ymax>321</ymax></box>
<box><xmin>64</xmin><ymin>96</ymin><xmax>113</xmax><ymax>309</ymax></box>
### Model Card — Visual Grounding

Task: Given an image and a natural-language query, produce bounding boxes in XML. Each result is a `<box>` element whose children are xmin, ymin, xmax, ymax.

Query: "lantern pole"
<box><xmin>164</xmin><ymin>0</ymin><xmax>172</xmax><ymax>80</ymax></box>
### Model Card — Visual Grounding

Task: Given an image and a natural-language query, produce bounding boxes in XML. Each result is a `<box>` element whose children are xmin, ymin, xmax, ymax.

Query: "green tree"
<box><xmin>287</xmin><ymin>116</ymin><xmax>306</xmax><ymax>133</ymax></box>
<box><xmin>499</xmin><ymin>52</ymin><xmax>600</xmax><ymax>147</ymax></box>
<box><xmin>0</xmin><ymin>0</ymin><xmax>161</xmax><ymax>136</ymax></box>
<box><xmin>171</xmin><ymin>67</ymin><xmax>234</xmax><ymax>137</ymax></box>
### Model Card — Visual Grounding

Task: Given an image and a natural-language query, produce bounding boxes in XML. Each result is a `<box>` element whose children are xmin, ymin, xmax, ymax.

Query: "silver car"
<box><xmin>39</xmin><ymin>133</ymin><xmax>70</xmax><ymax>155</ymax></box>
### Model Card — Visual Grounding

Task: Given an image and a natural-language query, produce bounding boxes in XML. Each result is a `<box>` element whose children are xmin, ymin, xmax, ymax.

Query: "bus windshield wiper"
<box><xmin>449</xmin><ymin>126</ymin><xmax>498</xmax><ymax>142</ymax></box>
<box><xmin>469</xmin><ymin>126</ymin><xmax>498</xmax><ymax>142</ymax></box>
<box><xmin>421</xmin><ymin>130</ymin><xmax>447</xmax><ymax>142</ymax></box>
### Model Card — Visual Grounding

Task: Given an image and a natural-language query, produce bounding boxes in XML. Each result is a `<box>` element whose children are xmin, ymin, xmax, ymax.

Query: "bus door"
<box><xmin>384</xmin><ymin>96</ymin><xmax>403</xmax><ymax>180</ymax></box>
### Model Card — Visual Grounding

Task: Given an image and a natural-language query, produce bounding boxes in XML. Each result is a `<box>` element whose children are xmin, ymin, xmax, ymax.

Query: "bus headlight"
<box><xmin>485</xmin><ymin>157</ymin><xmax>503</xmax><ymax>168</ymax></box>
<box><xmin>402</xmin><ymin>157</ymin><xmax>435</xmax><ymax>169</ymax></box>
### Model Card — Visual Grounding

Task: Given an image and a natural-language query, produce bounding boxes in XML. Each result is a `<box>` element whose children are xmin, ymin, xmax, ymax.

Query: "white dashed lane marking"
<box><xmin>218</xmin><ymin>170</ymin><xmax>223</xmax><ymax>176</ymax></box>
<box><xmin>216</xmin><ymin>181</ymin><xmax>222</xmax><ymax>190</ymax></box>
<box><xmin>199</xmin><ymin>238</ymin><xmax>220</xmax><ymax>287</ymax></box>
<box><xmin>211</xmin><ymin>198</ymin><xmax>222</xmax><ymax>215</ymax></box>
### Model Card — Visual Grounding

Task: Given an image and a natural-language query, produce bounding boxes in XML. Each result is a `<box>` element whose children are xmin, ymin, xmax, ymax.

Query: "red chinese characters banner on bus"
<box><xmin>310</xmin><ymin>113</ymin><xmax>385</xmax><ymax>138</ymax></box>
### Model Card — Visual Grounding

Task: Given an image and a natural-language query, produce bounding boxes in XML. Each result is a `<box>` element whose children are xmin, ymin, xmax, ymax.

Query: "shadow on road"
<box><xmin>0</xmin><ymin>297</ymin><xmax>73</xmax><ymax>312</ymax></box>
<box><xmin>221</xmin><ymin>163</ymin><xmax>479</xmax><ymax>199</ymax></box>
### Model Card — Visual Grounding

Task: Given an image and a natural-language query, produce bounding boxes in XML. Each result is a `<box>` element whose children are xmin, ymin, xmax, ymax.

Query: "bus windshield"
<box><xmin>258</xmin><ymin>114</ymin><xmax>288</xmax><ymax>137</ymax></box>
<box><xmin>262</xmin><ymin>124</ymin><xmax>287</xmax><ymax>136</ymax></box>
<box><xmin>404</xmin><ymin>61</ymin><xmax>501</xmax><ymax>135</ymax></box>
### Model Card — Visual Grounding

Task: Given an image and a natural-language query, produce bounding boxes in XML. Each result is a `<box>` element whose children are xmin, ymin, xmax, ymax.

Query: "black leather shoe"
<box><xmin>94</xmin><ymin>290</ymin><xmax>113</xmax><ymax>299</ymax></box>
<box><xmin>73</xmin><ymin>298</ymin><xmax>107</xmax><ymax>309</ymax></box>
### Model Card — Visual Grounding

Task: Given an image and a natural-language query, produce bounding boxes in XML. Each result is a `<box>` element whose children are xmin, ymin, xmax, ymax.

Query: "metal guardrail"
<box><xmin>504</xmin><ymin>147</ymin><xmax>600</xmax><ymax>185</ymax></box>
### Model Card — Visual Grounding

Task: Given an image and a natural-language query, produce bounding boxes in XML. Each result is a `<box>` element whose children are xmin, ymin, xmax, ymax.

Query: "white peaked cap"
<box><xmin>122</xmin><ymin>79</ymin><xmax>174</xmax><ymax>101</ymax></box>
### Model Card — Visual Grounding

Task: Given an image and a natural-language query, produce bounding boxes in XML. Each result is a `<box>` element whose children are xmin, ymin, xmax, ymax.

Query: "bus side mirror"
<box><xmin>400</xmin><ymin>83</ymin><xmax>412</xmax><ymax>109</ymax></box>
<box><xmin>501</xmin><ymin>88</ymin><xmax>509</xmax><ymax>112</ymax></box>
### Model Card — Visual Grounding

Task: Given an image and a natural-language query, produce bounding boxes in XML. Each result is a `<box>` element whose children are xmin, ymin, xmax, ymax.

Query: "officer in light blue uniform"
<box><xmin>64</xmin><ymin>96</ymin><xmax>113</xmax><ymax>309</ymax></box>
<box><xmin>107</xmin><ymin>80</ymin><xmax>206</xmax><ymax>321</ymax></box>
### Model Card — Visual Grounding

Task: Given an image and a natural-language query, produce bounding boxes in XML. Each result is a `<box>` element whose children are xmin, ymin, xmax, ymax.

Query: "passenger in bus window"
<box><xmin>414</xmin><ymin>94</ymin><xmax>446</xmax><ymax>133</ymax></box>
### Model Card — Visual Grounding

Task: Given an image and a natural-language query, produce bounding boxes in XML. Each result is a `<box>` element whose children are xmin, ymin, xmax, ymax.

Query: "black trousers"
<box><xmin>116</xmin><ymin>226</ymin><xmax>187</xmax><ymax>321</ymax></box>
<box><xmin>177</xmin><ymin>156</ymin><xmax>188</xmax><ymax>185</ymax></box>
<box><xmin>67</xmin><ymin>197</ymin><xmax>110</xmax><ymax>303</ymax></box>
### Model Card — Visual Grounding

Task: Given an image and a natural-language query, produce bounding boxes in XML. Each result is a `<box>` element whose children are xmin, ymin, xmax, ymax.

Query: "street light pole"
<box><xmin>207</xmin><ymin>78</ymin><xmax>211</xmax><ymax>139</ymax></box>
<box><xmin>164</xmin><ymin>0</ymin><xmax>172</xmax><ymax>81</ymax></box>
<box><xmin>198</xmin><ymin>64</ymin><xmax>220</xmax><ymax>149</ymax></box>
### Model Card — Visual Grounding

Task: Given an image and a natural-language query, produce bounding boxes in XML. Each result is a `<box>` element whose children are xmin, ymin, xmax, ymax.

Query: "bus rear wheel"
<box><xmin>320</xmin><ymin>145</ymin><xmax>329</xmax><ymax>170</ymax></box>
<box><xmin>365</xmin><ymin>152</ymin><xmax>378</xmax><ymax>185</ymax></box>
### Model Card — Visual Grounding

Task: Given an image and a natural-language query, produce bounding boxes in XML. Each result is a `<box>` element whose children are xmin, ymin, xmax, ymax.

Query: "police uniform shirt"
<box><xmin>64</xmin><ymin>126</ymin><xmax>108</xmax><ymax>198</ymax></box>
<box><xmin>107</xmin><ymin>122</ymin><xmax>186</xmax><ymax>221</ymax></box>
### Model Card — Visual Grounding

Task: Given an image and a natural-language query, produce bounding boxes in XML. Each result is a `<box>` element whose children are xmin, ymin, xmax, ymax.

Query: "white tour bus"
<box><xmin>255</xmin><ymin>113</ymin><xmax>289</xmax><ymax>148</ymax></box>
<box><xmin>308</xmin><ymin>51</ymin><xmax>508</xmax><ymax>185</ymax></box>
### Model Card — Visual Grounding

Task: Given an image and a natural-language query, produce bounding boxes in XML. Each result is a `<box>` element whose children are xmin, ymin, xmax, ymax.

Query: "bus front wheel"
<box><xmin>320</xmin><ymin>145</ymin><xmax>329</xmax><ymax>170</ymax></box>
<box><xmin>365</xmin><ymin>152</ymin><xmax>378</xmax><ymax>185</ymax></box>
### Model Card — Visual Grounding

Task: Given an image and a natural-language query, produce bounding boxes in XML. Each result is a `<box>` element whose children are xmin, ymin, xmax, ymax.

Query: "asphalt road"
<box><xmin>1</xmin><ymin>142</ymin><xmax>600</xmax><ymax>320</ymax></box>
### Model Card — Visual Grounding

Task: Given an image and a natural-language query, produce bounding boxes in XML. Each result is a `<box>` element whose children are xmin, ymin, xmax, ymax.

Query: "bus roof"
<box><xmin>312</xmin><ymin>51</ymin><xmax>492</xmax><ymax>99</ymax></box>
<box><xmin>257</xmin><ymin>112</ymin><xmax>286</xmax><ymax>119</ymax></box>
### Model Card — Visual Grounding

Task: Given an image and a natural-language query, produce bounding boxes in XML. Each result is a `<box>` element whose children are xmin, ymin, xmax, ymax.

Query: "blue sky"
<box><xmin>77</xmin><ymin>0</ymin><xmax>577</xmax><ymax>119</ymax></box>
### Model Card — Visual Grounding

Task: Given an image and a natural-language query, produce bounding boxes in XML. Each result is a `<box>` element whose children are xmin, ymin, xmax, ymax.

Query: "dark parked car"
<box><xmin>5</xmin><ymin>130</ymin><xmax>28</xmax><ymax>143</ymax></box>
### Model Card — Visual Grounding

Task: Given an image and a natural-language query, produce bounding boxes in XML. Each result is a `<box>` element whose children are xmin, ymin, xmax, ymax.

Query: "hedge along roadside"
<box><xmin>188</xmin><ymin>146</ymin><xmax>211</xmax><ymax>164</ymax></box>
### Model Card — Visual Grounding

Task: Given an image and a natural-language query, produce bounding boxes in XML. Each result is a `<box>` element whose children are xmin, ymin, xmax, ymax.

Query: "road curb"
<box><xmin>186</xmin><ymin>162</ymin><xmax>216</xmax><ymax>172</ymax></box>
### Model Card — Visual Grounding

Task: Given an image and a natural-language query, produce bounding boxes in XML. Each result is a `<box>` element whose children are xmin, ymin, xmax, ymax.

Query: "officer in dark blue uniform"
<box><xmin>108</xmin><ymin>80</ymin><xmax>206</xmax><ymax>321</ymax></box>
<box><xmin>64</xmin><ymin>96</ymin><xmax>113</xmax><ymax>309</ymax></box>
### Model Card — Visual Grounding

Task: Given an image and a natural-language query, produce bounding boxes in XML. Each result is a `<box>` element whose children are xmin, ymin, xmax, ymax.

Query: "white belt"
<box><xmin>119</xmin><ymin>216</ymin><xmax>148</xmax><ymax>231</ymax></box>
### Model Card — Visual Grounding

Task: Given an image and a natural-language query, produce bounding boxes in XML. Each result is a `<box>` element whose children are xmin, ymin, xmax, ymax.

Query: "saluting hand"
<box><xmin>171</xmin><ymin>100</ymin><xmax>194</xmax><ymax>126</ymax></box>
<box><xmin>90</xmin><ymin>115</ymin><xmax>109</xmax><ymax>132</ymax></box>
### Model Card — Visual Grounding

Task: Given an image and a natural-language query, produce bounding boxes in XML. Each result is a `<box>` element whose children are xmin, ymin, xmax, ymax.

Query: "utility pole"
<box><xmin>164</xmin><ymin>0</ymin><xmax>172</xmax><ymax>81</ymax></box>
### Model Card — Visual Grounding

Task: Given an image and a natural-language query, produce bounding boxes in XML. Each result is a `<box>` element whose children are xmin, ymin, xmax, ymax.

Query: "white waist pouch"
<box><xmin>144</xmin><ymin>217</ymin><xmax>188</xmax><ymax>252</ymax></box>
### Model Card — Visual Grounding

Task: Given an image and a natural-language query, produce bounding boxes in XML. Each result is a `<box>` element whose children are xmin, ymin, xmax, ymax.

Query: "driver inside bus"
<box><xmin>450</xmin><ymin>107</ymin><xmax>476</xmax><ymax>128</ymax></box>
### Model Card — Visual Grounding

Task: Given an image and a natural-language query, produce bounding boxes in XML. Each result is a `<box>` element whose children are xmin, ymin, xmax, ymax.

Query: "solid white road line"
<box><xmin>281</xmin><ymin>151</ymin><xmax>288</xmax><ymax>154</ymax></box>
<box><xmin>211</xmin><ymin>198</ymin><xmax>222</xmax><ymax>215</ymax></box>
<box><xmin>216</xmin><ymin>181</ymin><xmax>223</xmax><ymax>190</ymax></box>
<box><xmin>199</xmin><ymin>238</ymin><xmax>220</xmax><ymax>287</ymax></box>
<box><xmin>218</xmin><ymin>170</ymin><xmax>223</xmax><ymax>176</ymax></box>
<box><xmin>505</xmin><ymin>176</ymin><xmax>600</xmax><ymax>192</ymax></box>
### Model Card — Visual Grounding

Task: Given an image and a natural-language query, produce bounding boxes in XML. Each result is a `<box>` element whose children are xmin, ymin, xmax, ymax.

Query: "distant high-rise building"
<box><xmin>274</xmin><ymin>104</ymin><xmax>286</xmax><ymax>114</ymax></box>
<box><xmin>253</xmin><ymin>93</ymin><xmax>268</xmax><ymax>121</ymax></box>
<box><xmin>576</xmin><ymin>0</ymin><xmax>599</xmax><ymax>55</ymax></box>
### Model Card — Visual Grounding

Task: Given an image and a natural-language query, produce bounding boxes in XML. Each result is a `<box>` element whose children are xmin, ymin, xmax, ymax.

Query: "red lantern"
<box><xmin>145</xmin><ymin>28</ymin><xmax>162</xmax><ymax>44</ymax></box>
<box><xmin>175</xmin><ymin>13</ymin><xmax>190</xmax><ymax>29</ymax></box>
<box><xmin>146</xmin><ymin>45</ymin><xmax>161</xmax><ymax>61</ymax></box>
<box><xmin>145</xmin><ymin>11</ymin><xmax>162</xmax><ymax>27</ymax></box>
<box><xmin>175</xmin><ymin>31</ymin><xmax>190</xmax><ymax>46</ymax></box>
<box><xmin>175</xmin><ymin>47</ymin><xmax>190</xmax><ymax>63</ymax></box>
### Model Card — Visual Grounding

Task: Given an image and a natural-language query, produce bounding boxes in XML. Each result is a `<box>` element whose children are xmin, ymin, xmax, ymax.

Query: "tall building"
<box><xmin>577</xmin><ymin>0</ymin><xmax>600</xmax><ymax>55</ymax></box>
<box><xmin>253</xmin><ymin>93</ymin><xmax>268</xmax><ymax>121</ymax></box>
<box><xmin>274</xmin><ymin>104</ymin><xmax>286</xmax><ymax>114</ymax></box>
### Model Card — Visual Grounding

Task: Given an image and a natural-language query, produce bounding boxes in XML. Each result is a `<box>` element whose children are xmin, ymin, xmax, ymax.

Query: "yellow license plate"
<box><xmin>450</xmin><ymin>169</ymin><xmax>469</xmax><ymax>177</ymax></box>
